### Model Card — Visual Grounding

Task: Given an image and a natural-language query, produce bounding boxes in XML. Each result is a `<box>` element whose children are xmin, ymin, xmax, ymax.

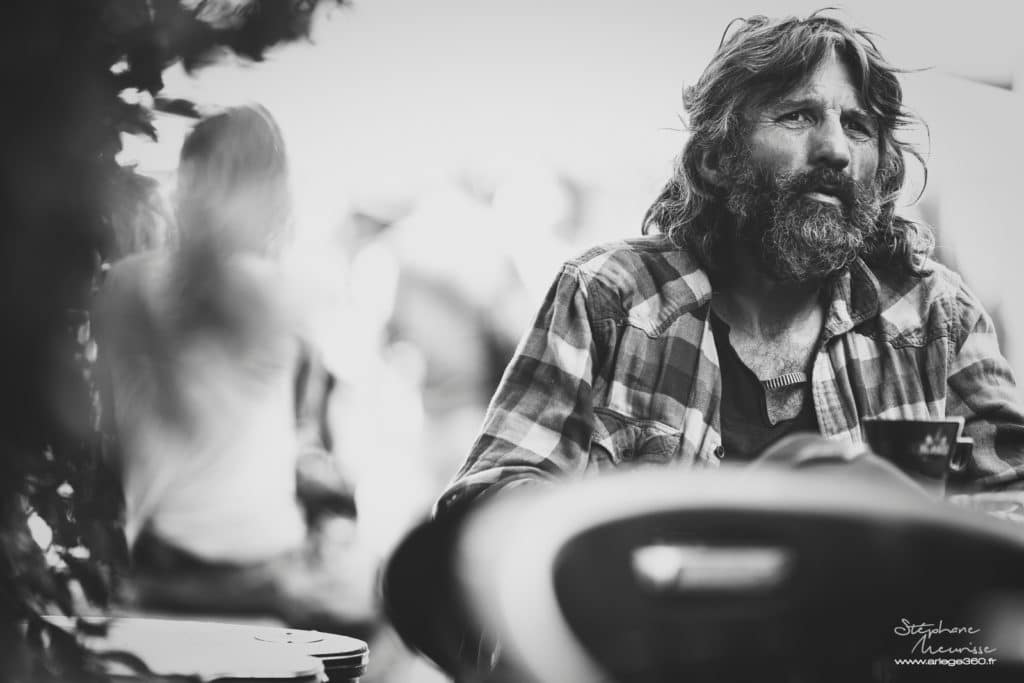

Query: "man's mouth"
<box><xmin>805</xmin><ymin>188</ymin><xmax>843</xmax><ymax>207</ymax></box>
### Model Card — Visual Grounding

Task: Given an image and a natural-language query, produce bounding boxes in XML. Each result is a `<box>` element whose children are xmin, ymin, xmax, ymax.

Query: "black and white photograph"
<box><xmin>3</xmin><ymin>0</ymin><xmax>1024</xmax><ymax>681</ymax></box>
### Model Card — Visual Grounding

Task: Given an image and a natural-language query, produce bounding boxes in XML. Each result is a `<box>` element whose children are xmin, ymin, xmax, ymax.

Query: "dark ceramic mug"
<box><xmin>861</xmin><ymin>417</ymin><xmax>970</xmax><ymax>495</ymax></box>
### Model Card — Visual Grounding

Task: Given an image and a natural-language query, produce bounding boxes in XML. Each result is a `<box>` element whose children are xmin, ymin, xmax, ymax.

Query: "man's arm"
<box><xmin>945</xmin><ymin>284</ymin><xmax>1024</xmax><ymax>519</ymax></box>
<box><xmin>434</xmin><ymin>263</ymin><xmax>600</xmax><ymax>517</ymax></box>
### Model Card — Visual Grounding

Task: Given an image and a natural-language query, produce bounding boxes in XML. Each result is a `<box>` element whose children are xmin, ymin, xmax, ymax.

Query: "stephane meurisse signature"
<box><xmin>893</xmin><ymin>619</ymin><xmax>997</xmax><ymax>656</ymax></box>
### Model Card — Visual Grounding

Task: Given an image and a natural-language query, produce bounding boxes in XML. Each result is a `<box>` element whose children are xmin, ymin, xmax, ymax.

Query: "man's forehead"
<box><xmin>751</xmin><ymin>59</ymin><xmax>869</xmax><ymax>115</ymax></box>
<box><xmin>762</xmin><ymin>93</ymin><xmax>869</xmax><ymax>115</ymax></box>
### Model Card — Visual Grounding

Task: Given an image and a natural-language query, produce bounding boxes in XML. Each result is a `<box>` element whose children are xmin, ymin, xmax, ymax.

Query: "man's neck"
<box><xmin>711</xmin><ymin>254</ymin><xmax>824</xmax><ymax>340</ymax></box>
<box><xmin>710</xmin><ymin>257</ymin><xmax>827</xmax><ymax>386</ymax></box>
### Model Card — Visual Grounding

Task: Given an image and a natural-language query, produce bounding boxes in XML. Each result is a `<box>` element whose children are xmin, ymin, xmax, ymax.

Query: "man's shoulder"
<box><xmin>562</xmin><ymin>234</ymin><xmax>712</xmax><ymax>329</ymax></box>
<box><xmin>868</xmin><ymin>258</ymin><xmax>982</xmax><ymax>342</ymax></box>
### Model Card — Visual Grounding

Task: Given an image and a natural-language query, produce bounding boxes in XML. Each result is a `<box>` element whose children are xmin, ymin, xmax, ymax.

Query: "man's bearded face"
<box><xmin>722</xmin><ymin>150</ymin><xmax>883</xmax><ymax>283</ymax></box>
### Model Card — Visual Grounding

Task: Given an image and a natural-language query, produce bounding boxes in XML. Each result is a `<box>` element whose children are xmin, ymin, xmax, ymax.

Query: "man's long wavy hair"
<box><xmin>641</xmin><ymin>11</ymin><xmax>933</xmax><ymax>279</ymax></box>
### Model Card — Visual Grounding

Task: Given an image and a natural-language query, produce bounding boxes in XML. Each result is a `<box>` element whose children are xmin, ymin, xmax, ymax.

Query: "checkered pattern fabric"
<box><xmin>436</xmin><ymin>235</ymin><xmax>1024</xmax><ymax>517</ymax></box>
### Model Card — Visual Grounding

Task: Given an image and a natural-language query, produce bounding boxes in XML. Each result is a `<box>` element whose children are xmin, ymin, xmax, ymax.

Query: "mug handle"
<box><xmin>949</xmin><ymin>437</ymin><xmax>972</xmax><ymax>474</ymax></box>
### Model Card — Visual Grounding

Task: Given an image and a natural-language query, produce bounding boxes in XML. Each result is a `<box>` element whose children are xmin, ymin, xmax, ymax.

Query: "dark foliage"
<box><xmin>0</xmin><ymin>1</ymin><xmax>344</xmax><ymax>679</ymax></box>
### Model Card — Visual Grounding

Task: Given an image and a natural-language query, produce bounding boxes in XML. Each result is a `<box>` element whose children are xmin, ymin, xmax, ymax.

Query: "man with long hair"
<box><xmin>436</xmin><ymin>11</ymin><xmax>1024</xmax><ymax>515</ymax></box>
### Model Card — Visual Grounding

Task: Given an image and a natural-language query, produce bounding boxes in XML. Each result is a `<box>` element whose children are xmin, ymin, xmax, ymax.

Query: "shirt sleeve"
<box><xmin>434</xmin><ymin>264</ymin><xmax>599</xmax><ymax>517</ymax></box>
<box><xmin>945</xmin><ymin>282</ymin><xmax>1024</xmax><ymax>520</ymax></box>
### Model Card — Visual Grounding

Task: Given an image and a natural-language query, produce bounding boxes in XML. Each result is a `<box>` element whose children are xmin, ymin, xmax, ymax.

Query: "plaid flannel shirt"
<box><xmin>436</xmin><ymin>234</ymin><xmax>1024</xmax><ymax>518</ymax></box>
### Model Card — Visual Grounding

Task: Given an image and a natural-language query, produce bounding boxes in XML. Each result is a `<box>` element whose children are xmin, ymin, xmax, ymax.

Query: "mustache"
<box><xmin>776</xmin><ymin>167</ymin><xmax>858</xmax><ymax>209</ymax></box>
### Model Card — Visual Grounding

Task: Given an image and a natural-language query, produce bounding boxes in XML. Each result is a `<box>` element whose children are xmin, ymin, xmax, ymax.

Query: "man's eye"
<box><xmin>778</xmin><ymin>111</ymin><xmax>811</xmax><ymax>124</ymax></box>
<box><xmin>844</xmin><ymin>119</ymin><xmax>875</xmax><ymax>137</ymax></box>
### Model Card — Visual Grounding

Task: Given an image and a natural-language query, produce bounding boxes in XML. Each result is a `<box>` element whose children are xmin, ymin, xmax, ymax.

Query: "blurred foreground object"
<box><xmin>389</xmin><ymin>459</ymin><xmax>1024</xmax><ymax>682</ymax></box>
<box><xmin>46</xmin><ymin>616</ymin><xmax>367</xmax><ymax>682</ymax></box>
<box><xmin>462</xmin><ymin>467</ymin><xmax>1024</xmax><ymax>682</ymax></box>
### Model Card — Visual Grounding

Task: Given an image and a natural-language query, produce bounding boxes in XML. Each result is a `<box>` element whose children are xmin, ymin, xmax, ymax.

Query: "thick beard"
<box><xmin>724</xmin><ymin>157</ymin><xmax>882</xmax><ymax>283</ymax></box>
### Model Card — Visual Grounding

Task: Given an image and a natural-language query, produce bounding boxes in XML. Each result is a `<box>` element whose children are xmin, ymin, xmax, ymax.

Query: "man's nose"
<box><xmin>810</xmin><ymin>116</ymin><xmax>851</xmax><ymax>171</ymax></box>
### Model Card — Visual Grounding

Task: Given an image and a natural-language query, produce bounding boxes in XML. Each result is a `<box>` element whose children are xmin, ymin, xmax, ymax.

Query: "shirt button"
<box><xmin>713</xmin><ymin>445</ymin><xmax>725</xmax><ymax>458</ymax></box>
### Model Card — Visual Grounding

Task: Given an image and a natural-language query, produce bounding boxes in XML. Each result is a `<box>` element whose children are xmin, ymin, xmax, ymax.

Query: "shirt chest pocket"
<box><xmin>589</xmin><ymin>408</ymin><xmax>681</xmax><ymax>470</ymax></box>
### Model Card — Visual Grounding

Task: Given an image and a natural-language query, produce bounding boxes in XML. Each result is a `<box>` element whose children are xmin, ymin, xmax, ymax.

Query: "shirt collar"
<box><xmin>823</xmin><ymin>258</ymin><xmax>881</xmax><ymax>341</ymax></box>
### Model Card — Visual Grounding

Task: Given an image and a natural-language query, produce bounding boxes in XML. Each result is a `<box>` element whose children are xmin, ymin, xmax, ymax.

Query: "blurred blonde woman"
<box><xmin>96</xmin><ymin>104</ymin><xmax>376</xmax><ymax>633</ymax></box>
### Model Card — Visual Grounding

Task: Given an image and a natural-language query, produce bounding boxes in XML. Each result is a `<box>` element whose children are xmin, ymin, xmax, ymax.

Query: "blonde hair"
<box><xmin>175</xmin><ymin>103</ymin><xmax>292</xmax><ymax>255</ymax></box>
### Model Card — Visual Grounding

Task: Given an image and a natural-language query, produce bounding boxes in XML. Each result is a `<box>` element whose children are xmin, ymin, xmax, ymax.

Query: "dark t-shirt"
<box><xmin>710</xmin><ymin>313</ymin><xmax>819</xmax><ymax>461</ymax></box>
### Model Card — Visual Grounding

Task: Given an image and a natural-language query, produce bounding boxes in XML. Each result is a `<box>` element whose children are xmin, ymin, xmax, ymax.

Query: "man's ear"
<box><xmin>697</xmin><ymin>149</ymin><xmax>725</xmax><ymax>188</ymax></box>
